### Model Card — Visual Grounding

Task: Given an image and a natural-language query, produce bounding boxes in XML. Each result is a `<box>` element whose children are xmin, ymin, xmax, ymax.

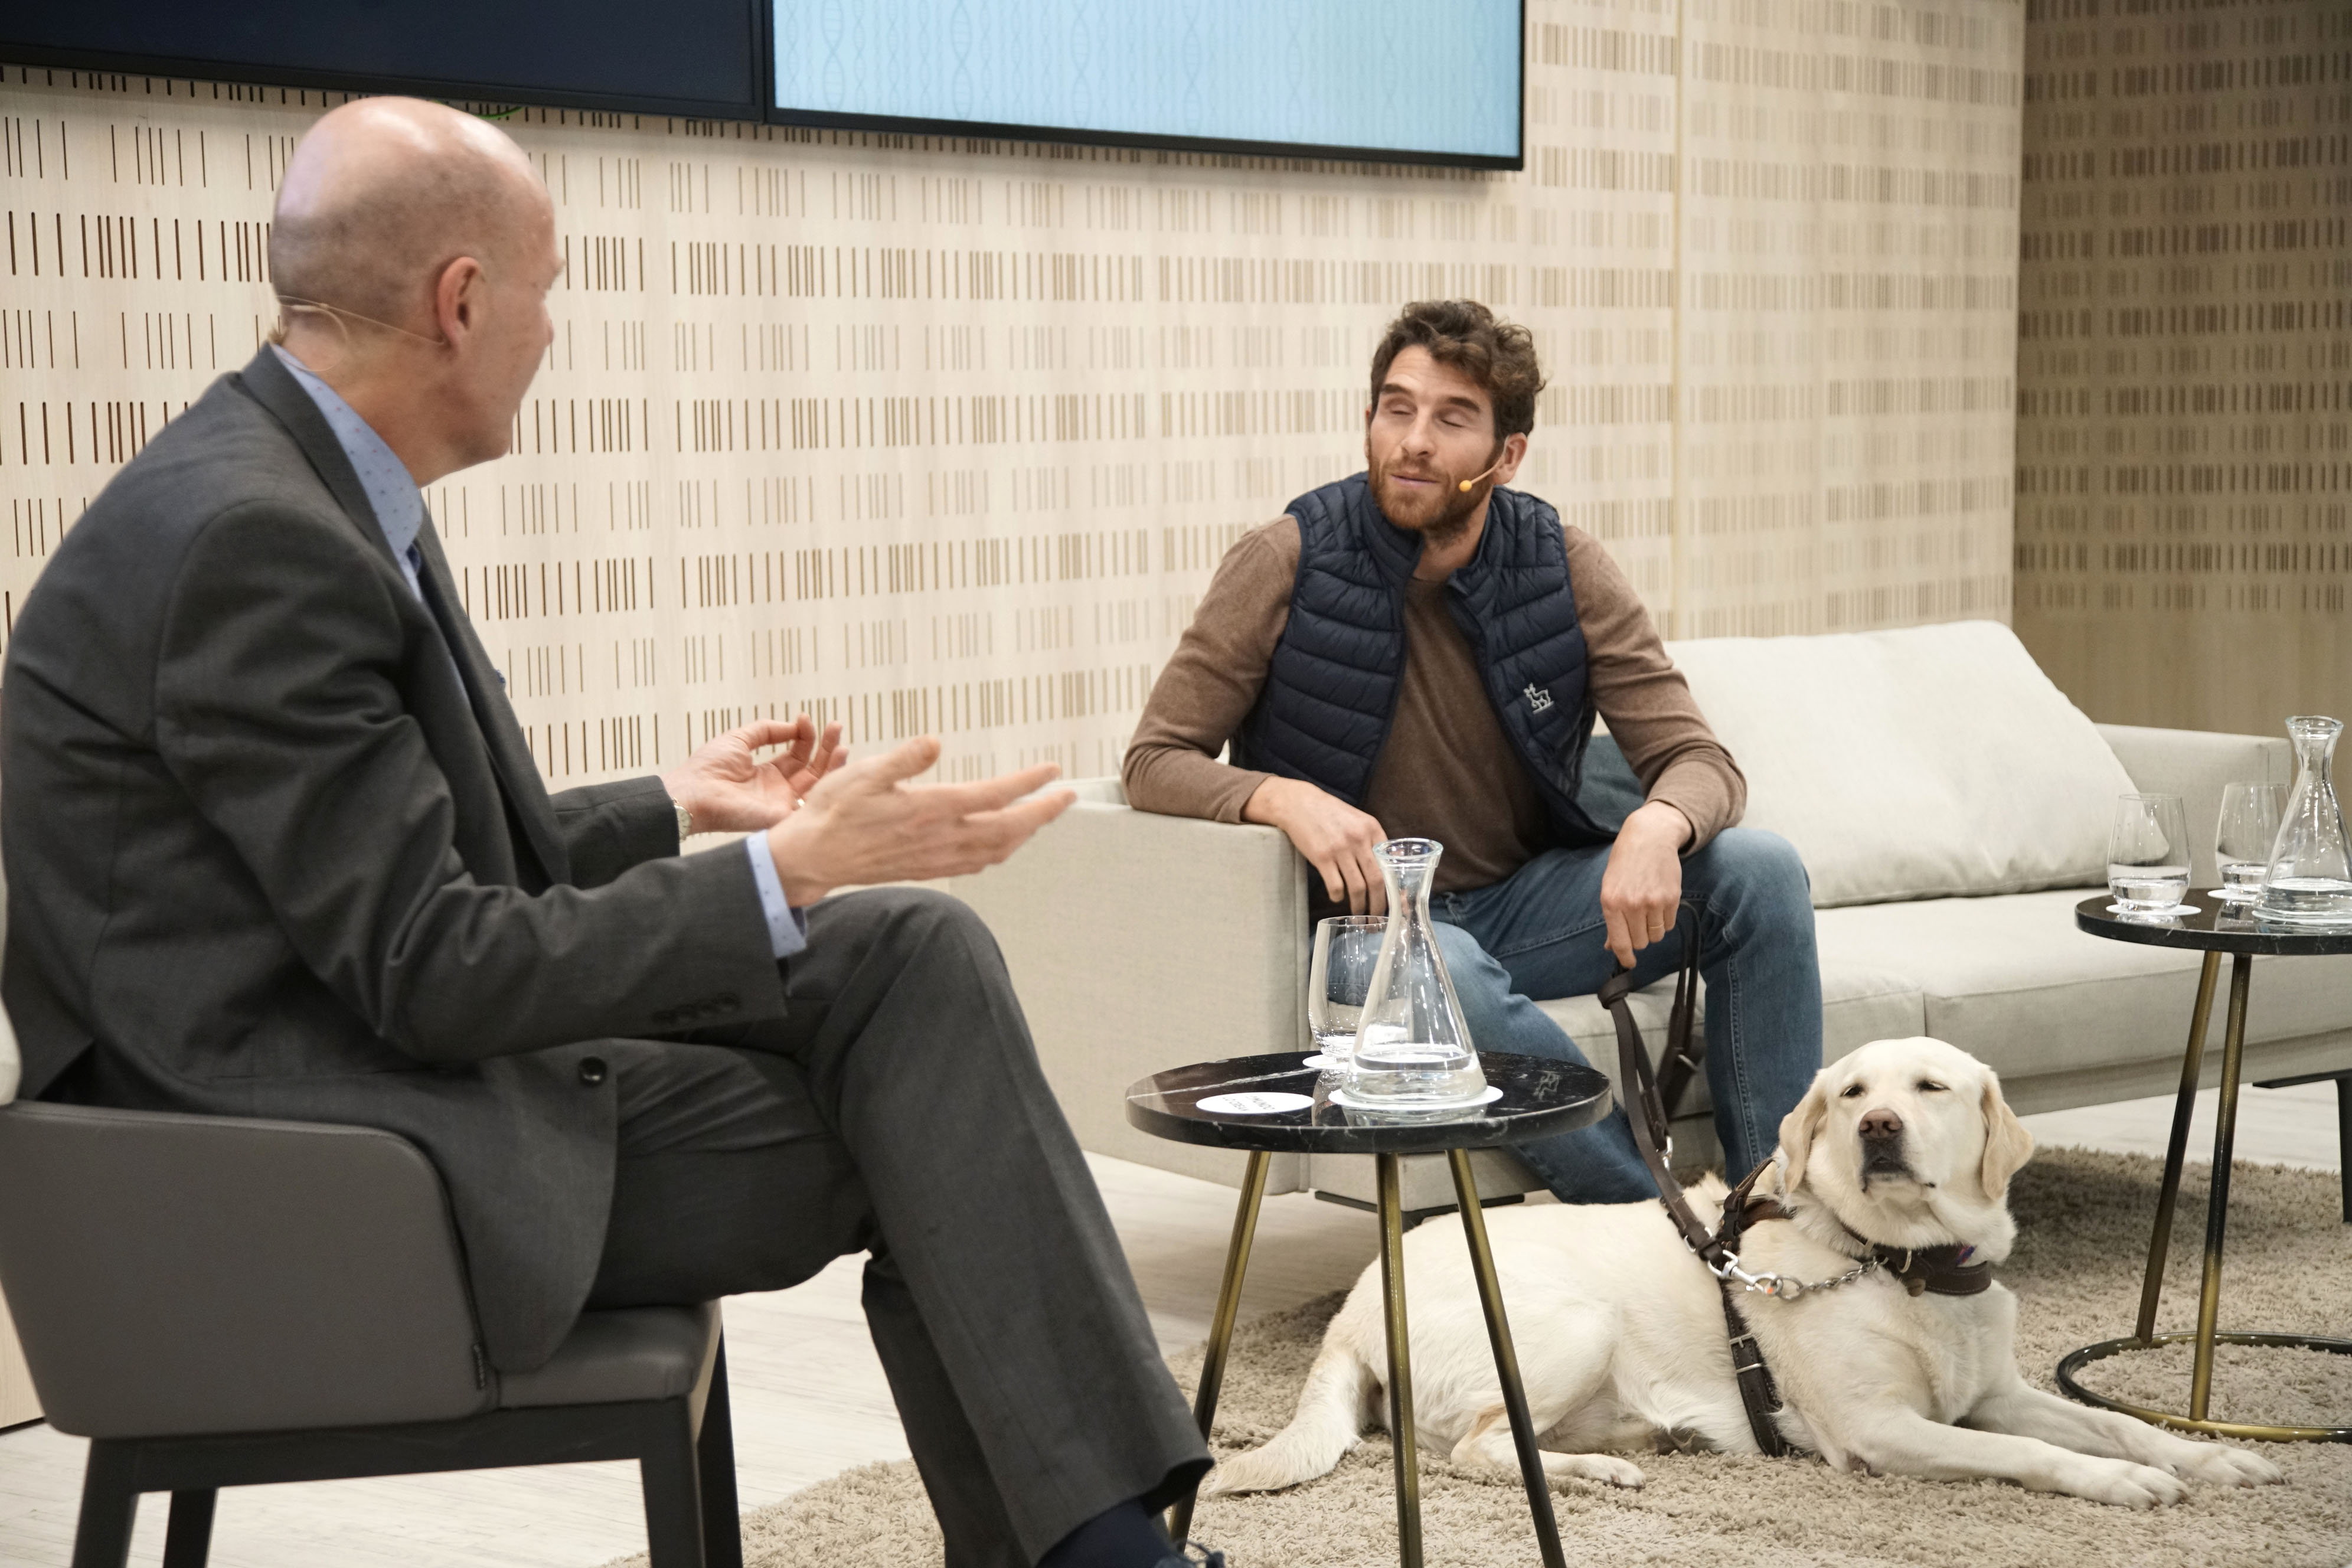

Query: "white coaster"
<box><xmin>1195</xmin><ymin>1091</ymin><xmax>1315</xmax><ymax>1116</ymax></box>
<box><xmin>1302</xmin><ymin>1053</ymin><xmax>1336</xmax><ymax>1070</ymax></box>
<box><xmin>2108</xmin><ymin>902</ymin><xmax>2194</xmax><ymax>919</ymax></box>
<box><xmin>1327</xmin><ymin>1084</ymin><xmax>1504</xmax><ymax>1111</ymax></box>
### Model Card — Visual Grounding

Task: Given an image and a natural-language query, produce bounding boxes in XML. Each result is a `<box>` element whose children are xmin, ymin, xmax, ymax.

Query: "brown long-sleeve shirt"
<box><xmin>1122</xmin><ymin>516</ymin><xmax>1746</xmax><ymax>898</ymax></box>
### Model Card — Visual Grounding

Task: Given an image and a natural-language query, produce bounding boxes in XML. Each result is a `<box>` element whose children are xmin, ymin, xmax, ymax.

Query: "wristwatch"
<box><xmin>674</xmin><ymin>799</ymin><xmax>694</xmax><ymax>842</ymax></box>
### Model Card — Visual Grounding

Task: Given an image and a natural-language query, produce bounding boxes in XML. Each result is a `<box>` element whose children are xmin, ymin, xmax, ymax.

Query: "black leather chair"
<box><xmin>0</xmin><ymin>1100</ymin><xmax>743</xmax><ymax>1568</ymax></box>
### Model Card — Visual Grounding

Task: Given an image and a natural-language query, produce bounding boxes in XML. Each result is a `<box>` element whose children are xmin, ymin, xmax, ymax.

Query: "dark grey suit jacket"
<box><xmin>1</xmin><ymin>349</ymin><xmax>788</xmax><ymax>1371</ymax></box>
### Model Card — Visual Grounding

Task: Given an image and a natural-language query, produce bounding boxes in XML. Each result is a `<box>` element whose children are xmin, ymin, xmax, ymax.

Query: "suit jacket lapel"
<box><xmin>238</xmin><ymin>348</ymin><xmax>574</xmax><ymax>889</ymax></box>
<box><xmin>411</xmin><ymin>520</ymin><xmax>574</xmax><ymax>887</ymax></box>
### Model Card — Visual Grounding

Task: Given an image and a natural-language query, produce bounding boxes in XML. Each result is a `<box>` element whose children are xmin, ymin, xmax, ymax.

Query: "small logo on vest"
<box><xmin>1523</xmin><ymin>683</ymin><xmax>1554</xmax><ymax>713</ymax></box>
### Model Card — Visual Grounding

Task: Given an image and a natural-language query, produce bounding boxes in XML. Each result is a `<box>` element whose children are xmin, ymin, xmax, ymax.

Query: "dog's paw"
<box><xmin>1553</xmin><ymin>1453</ymin><xmax>1645</xmax><ymax>1490</ymax></box>
<box><xmin>2168</xmin><ymin>1443</ymin><xmax>2283</xmax><ymax>1489</ymax></box>
<box><xmin>2069</xmin><ymin>1459</ymin><xmax>2190</xmax><ymax>1509</ymax></box>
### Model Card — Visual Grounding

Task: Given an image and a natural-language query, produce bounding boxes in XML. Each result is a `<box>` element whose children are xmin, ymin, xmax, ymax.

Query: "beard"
<box><xmin>1368</xmin><ymin>440</ymin><xmax>1501</xmax><ymax>548</ymax></box>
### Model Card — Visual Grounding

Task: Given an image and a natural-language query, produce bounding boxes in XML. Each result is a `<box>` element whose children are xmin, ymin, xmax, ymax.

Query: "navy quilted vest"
<box><xmin>1233</xmin><ymin>472</ymin><xmax>1612</xmax><ymax>848</ymax></box>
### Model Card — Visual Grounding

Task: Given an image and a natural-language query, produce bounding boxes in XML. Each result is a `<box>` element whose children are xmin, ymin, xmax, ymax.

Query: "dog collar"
<box><xmin>1739</xmin><ymin>1197</ymin><xmax>1995</xmax><ymax>1298</ymax></box>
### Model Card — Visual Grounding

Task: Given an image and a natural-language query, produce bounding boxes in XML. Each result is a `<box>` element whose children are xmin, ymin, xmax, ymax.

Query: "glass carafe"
<box><xmin>1344</xmin><ymin>838</ymin><xmax>1488</xmax><ymax>1109</ymax></box>
<box><xmin>2256</xmin><ymin>715</ymin><xmax>2352</xmax><ymax>927</ymax></box>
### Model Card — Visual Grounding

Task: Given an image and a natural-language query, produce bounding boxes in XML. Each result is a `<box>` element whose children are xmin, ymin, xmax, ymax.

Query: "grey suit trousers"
<box><xmin>585</xmin><ymin>886</ymin><xmax>1207</xmax><ymax>1567</ymax></box>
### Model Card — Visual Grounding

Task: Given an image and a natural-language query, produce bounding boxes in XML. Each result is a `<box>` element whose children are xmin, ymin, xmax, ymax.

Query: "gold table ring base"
<box><xmin>2054</xmin><ymin>1331</ymin><xmax>2352</xmax><ymax>1444</ymax></box>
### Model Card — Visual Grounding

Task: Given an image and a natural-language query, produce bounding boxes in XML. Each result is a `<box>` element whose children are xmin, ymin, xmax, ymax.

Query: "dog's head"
<box><xmin>1775</xmin><ymin>1037</ymin><xmax>2030</xmax><ymax>1259</ymax></box>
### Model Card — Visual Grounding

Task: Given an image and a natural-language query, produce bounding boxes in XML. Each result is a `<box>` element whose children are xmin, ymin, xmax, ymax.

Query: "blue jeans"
<box><xmin>1429</xmin><ymin>828</ymin><xmax>1822</xmax><ymax>1203</ymax></box>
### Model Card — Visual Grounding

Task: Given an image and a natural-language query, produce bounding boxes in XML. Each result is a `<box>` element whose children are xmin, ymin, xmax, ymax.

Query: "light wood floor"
<box><xmin>0</xmin><ymin>1083</ymin><xmax>2338</xmax><ymax>1568</ymax></box>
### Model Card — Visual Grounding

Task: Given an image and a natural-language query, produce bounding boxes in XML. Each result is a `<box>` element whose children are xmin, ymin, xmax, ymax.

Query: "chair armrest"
<box><xmin>952</xmin><ymin>787</ymin><xmax>1311</xmax><ymax>1191</ymax></box>
<box><xmin>0</xmin><ymin>1102</ymin><xmax>490</xmax><ymax>1438</ymax></box>
<box><xmin>2097</xmin><ymin>724</ymin><xmax>2291</xmax><ymax>885</ymax></box>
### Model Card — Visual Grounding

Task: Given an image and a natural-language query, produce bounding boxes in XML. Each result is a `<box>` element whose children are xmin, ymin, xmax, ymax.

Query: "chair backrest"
<box><xmin>0</xmin><ymin>1102</ymin><xmax>492</xmax><ymax>1438</ymax></box>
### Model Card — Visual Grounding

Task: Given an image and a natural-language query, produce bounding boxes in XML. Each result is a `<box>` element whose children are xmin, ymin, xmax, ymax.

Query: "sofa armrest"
<box><xmin>951</xmin><ymin>783</ymin><xmax>1311</xmax><ymax>1191</ymax></box>
<box><xmin>0</xmin><ymin>1103</ymin><xmax>490</xmax><ymax>1438</ymax></box>
<box><xmin>2097</xmin><ymin>724</ymin><xmax>2291</xmax><ymax>885</ymax></box>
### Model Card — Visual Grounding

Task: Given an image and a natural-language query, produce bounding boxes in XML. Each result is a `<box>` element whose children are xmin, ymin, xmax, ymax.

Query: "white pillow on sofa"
<box><xmin>1664</xmin><ymin>620</ymin><xmax>2135</xmax><ymax>908</ymax></box>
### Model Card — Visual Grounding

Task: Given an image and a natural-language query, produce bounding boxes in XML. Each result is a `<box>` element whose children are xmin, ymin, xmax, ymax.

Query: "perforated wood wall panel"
<box><xmin>1</xmin><ymin>1</ymin><xmax>2020</xmax><ymax>794</ymax></box>
<box><xmin>2014</xmin><ymin>0</ymin><xmax>2351</xmax><ymax>732</ymax></box>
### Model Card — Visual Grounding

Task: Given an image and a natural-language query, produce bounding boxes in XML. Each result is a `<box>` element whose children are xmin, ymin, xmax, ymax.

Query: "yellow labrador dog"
<box><xmin>1208</xmin><ymin>1037</ymin><xmax>2281</xmax><ymax>1507</ymax></box>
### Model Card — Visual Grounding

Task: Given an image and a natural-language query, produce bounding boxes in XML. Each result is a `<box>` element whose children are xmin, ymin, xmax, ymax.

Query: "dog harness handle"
<box><xmin>1599</xmin><ymin>912</ymin><xmax>1799</xmax><ymax>1459</ymax></box>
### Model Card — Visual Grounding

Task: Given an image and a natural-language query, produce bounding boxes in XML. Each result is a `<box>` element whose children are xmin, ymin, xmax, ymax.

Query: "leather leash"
<box><xmin>1595</xmin><ymin>912</ymin><xmax>1798</xmax><ymax>1458</ymax></box>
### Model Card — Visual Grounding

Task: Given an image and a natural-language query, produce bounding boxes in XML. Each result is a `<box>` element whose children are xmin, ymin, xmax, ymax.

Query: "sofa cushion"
<box><xmin>1664</xmin><ymin>620</ymin><xmax>2135</xmax><ymax>907</ymax></box>
<box><xmin>1811</xmin><ymin>890</ymin><xmax>2352</xmax><ymax>1085</ymax></box>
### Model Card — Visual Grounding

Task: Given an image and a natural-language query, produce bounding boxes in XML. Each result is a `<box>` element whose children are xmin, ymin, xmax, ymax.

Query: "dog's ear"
<box><xmin>1776</xmin><ymin>1077</ymin><xmax>1830</xmax><ymax>1189</ymax></box>
<box><xmin>1978</xmin><ymin>1070</ymin><xmax>2034</xmax><ymax>1201</ymax></box>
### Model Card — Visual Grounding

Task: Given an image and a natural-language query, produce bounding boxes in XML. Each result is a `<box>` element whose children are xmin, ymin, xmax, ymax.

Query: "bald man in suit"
<box><xmin>2</xmin><ymin>98</ymin><xmax>1207</xmax><ymax>1568</ymax></box>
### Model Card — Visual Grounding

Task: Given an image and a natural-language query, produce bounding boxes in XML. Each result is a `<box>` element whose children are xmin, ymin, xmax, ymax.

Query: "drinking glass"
<box><xmin>2108</xmin><ymin>793</ymin><xmax>2191</xmax><ymax>915</ymax></box>
<box><xmin>1306</xmin><ymin>915</ymin><xmax>1387</xmax><ymax>1069</ymax></box>
<box><xmin>2213</xmin><ymin>781</ymin><xmax>2287</xmax><ymax>903</ymax></box>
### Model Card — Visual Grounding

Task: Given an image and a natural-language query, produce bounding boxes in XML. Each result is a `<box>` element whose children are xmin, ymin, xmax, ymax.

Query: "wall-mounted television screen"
<box><xmin>769</xmin><ymin>0</ymin><xmax>1524</xmax><ymax>169</ymax></box>
<box><xmin>0</xmin><ymin>0</ymin><xmax>765</xmax><ymax>120</ymax></box>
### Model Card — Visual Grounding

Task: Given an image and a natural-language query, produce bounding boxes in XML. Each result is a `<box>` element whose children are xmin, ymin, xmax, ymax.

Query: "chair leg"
<box><xmin>697</xmin><ymin>1341</ymin><xmax>744</xmax><ymax>1568</ymax></box>
<box><xmin>160</xmin><ymin>1490</ymin><xmax>218</xmax><ymax>1568</ymax></box>
<box><xmin>69</xmin><ymin>1442</ymin><xmax>141</xmax><ymax>1568</ymax></box>
<box><xmin>640</xmin><ymin>1400</ymin><xmax>708</xmax><ymax>1568</ymax></box>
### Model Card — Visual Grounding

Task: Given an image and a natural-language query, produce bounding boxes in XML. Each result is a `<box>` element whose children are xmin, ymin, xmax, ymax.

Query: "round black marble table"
<box><xmin>2060</xmin><ymin>891</ymin><xmax>2352</xmax><ymax>1444</ymax></box>
<box><xmin>1127</xmin><ymin>1051</ymin><xmax>1611</xmax><ymax>1568</ymax></box>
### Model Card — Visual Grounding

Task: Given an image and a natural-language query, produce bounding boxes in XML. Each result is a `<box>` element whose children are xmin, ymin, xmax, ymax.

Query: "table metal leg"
<box><xmin>2057</xmin><ymin>949</ymin><xmax>2352</xmax><ymax>1442</ymax></box>
<box><xmin>1167</xmin><ymin>1149</ymin><xmax>1270</xmax><ymax>1550</ymax></box>
<box><xmin>1376</xmin><ymin>1154</ymin><xmax>1423</xmax><ymax>1568</ymax></box>
<box><xmin>2338</xmin><ymin>1076</ymin><xmax>2351</xmax><ymax>1226</ymax></box>
<box><xmin>2190</xmin><ymin>953</ymin><xmax>2253</xmax><ymax>1421</ymax></box>
<box><xmin>1446</xmin><ymin>1151</ymin><xmax>1565</xmax><ymax>1568</ymax></box>
<box><xmin>2135</xmin><ymin>950</ymin><xmax>2221</xmax><ymax>1345</ymax></box>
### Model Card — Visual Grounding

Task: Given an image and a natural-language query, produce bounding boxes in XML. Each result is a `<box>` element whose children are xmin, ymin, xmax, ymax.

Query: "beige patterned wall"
<box><xmin>1</xmin><ymin>0</ymin><xmax>2020</xmax><ymax>797</ymax></box>
<box><xmin>2014</xmin><ymin>0</ymin><xmax>2351</xmax><ymax>734</ymax></box>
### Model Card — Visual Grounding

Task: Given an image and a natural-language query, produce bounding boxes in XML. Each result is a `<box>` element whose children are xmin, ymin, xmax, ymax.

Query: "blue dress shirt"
<box><xmin>270</xmin><ymin>345</ymin><xmax>805</xmax><ymax>961</ymax></box>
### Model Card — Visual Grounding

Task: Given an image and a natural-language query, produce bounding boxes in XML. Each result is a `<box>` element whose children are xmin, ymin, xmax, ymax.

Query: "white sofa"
<box><xmin>951</xmin><ymin>621</ymin><xmax>2352</xmax><ymax>1211</ymax></box>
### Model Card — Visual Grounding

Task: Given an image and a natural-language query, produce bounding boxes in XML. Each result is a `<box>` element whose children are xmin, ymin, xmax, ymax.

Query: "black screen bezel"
<box><xmin>1</xmin><ymin>2</ymin><xmax>1525</xmax><ymax>170</ymax></box>
<box><xmin>0</xmin><ymin>0</ymin><xmax>773</xmax><ymax>123</ymax></box>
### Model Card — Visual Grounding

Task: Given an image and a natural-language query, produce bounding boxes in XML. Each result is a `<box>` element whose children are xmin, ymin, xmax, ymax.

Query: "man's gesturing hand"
<box><xmin>1244</xmin><ymin>775</ymin><xmax>1390</xmax><ymax>914</ymax></box>
<box><xmin>1599</xmin><ymin>801</ymin><xmax>1692</xmax><ymax>969</ymax></box>
<box><xmin>764</xmin><ymin>736</ymin><xmax>1074</xmax><ymax>906</ymax></box>
<box><xmin>663</xmin><ymin>717</ymin><xmax>844</xmax><ymax>834</ymax></box>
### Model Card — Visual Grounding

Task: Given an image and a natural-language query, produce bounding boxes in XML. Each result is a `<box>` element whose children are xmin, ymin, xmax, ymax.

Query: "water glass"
<box><xmin>2214</xmin><ymin>781</ymin><xmax>2287</xmax><ymax>902</ymax></box>
<box><xmin>2108</xmin><ymin>793</ymin><xmax>2191</xmax><ymax>914</ymax></box>
<box><xmin>1307</xmin><ymin>915</ymin><xmax>1387</xmax><ymax>1067</ymax></box>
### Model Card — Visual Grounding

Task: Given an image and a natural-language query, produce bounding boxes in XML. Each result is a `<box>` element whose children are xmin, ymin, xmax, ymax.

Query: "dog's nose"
<box><xmin>1859</xmin><ymin>1108</ymin><xmax>1904</xmax><ymax>1140</ymax></box>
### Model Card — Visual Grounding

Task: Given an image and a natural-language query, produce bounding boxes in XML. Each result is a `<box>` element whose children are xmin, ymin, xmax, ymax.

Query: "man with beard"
<box><xmin>1122</xmin><ymin>299</ymin><xmax>1820</xmax><ymax>1201</ymax></box>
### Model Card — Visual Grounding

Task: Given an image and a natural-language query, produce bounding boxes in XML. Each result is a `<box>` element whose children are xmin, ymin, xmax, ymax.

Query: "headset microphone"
<box><xmin>1456</xmin><ymin>455</ymin><xmax>1507</xmax><ymax>492</ymax></box>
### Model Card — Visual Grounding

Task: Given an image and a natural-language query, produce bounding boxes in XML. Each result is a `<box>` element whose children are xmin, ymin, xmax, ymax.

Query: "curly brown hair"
<box><xmin>1367</xmin><ymin>299</ymin><xmax>1546</xmax><ymax>440</ymax></box>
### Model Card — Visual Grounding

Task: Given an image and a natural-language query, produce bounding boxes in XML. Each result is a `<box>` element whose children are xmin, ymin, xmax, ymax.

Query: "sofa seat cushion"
<box><xmin>1664</xmin><ymin>621</ymin><xmax>2137</xmax><ymax>908</ymax></box>
<box><xmin>1810</xmin><ymin>891</ymin><xmax>2352</xmax><ymax>1084</ymax></box>
<box><xmin>1530</xmin><ymin>953</ymin><xmax>1924</xmax><ymax>1120</ymax></box>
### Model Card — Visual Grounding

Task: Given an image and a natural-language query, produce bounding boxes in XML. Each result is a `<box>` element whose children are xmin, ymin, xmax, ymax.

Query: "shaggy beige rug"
<box><xmin>623</xmin><ymin>1149</ymin><xmax>2352</xmax><ymax>1567</ymax></box>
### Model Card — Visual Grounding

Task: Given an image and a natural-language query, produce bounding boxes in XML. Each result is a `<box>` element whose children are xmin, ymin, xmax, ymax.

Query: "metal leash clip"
<box><xmin>1707</xmin><ymin>1249</ymin><xmax>1797</xmax><ymax>1299</ymax></box>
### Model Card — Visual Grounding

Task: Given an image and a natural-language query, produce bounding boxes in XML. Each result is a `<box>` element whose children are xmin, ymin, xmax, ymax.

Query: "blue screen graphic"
<box><xmin>773</xmin><ymin>1</ymin><xmax>1521</xmax><ymax>162</ymax></box>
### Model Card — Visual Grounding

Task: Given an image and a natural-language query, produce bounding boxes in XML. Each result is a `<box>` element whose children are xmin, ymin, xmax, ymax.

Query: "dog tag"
<box><xmin>1195</xmin><ymin>1092</ymin><xmax>1314</xmax><ymax>1116</ymax></box>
